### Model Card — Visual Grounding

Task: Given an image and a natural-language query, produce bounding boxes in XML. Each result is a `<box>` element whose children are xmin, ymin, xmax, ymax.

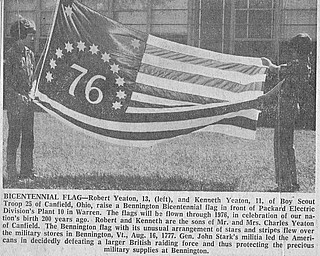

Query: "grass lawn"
<box><xmin>2</xmin><ymin>111</ymin><xmax>316</xmax><ymax>192</ymax></box>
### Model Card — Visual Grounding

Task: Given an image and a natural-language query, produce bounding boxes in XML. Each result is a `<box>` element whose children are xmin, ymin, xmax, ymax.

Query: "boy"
<box><xmin>5</xmin><ymin>17</ymin><xmax>38</xmax><ymax>181</ymax></box>
<box><xmin>262</xmin><ymin>33</ymin><xmax>312</xmax><ymax>192</ymax></box>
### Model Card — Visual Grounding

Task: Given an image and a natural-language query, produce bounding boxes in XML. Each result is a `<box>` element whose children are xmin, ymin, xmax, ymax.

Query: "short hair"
<box><xmin>289</xmin><ymin>33</ymin><xmax>312</xmax><ymax>55</ymax></box>
<box><xmin>10</xmin><ymin>16</ymin><xmax>36</xmax><ymax>41</ymax></box>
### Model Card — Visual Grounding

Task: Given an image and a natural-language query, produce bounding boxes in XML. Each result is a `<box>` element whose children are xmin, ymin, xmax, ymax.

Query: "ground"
<box><xmin>2</xmin><ymin>111</ymin><xmax>316</xmax><ymax>192</ymax></box>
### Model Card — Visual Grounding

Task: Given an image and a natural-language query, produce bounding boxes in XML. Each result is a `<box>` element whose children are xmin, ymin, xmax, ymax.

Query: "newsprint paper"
<box><xmin>0</xmin><ymin>1</ymin><xmax>319</xmax><ymax>256</ymax></box>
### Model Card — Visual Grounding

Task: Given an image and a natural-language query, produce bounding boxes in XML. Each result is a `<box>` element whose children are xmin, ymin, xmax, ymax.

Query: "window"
<box><xmin>233</xmin><ymin>0</ymin><xmax>275</xmax><ymax>58</ymax></box>
<box><xmin>200</xmin><ymin>0</ymin><xmax>229</xmax><ymax>53</ymax></box>
<box><xmin>235</xmin><ymin>0</ymin><xmax>274</xmax><ymax>40</ymax></box>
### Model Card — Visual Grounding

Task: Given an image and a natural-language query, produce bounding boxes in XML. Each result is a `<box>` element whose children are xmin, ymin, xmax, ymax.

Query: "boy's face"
<box><xmin>20</xmin><ymin>33</ymin><xmax>35</xmax><ymax>49</ymax></box>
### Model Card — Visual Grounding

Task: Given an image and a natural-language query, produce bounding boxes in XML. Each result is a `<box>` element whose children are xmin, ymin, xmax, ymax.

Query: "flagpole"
<box><xmin>33</xmin><ymin>0</ymin><xmax>61</xmax><ymax>99</ymax></box>
<box><xmin>275</xmin><ymin>71</ymin><xmax>281</xmax><ymax>189</ymax></box>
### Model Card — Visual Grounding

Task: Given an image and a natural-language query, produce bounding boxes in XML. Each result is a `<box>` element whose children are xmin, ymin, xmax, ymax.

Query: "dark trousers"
<box><xmin>6</xmin><ymin>106</ymin><xmax>34</xmax><ymax>177</ymax></box>
<box><xmin>274</xmin><ymin>97</ymin><xmax>298</xmax><ymax>191</ymax></box>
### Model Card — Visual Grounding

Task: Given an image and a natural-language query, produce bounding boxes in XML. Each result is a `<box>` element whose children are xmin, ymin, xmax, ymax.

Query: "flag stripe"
<box><xmin>145</xmin><ymin>45</ymin><xmax>266</xmax><ymax>75</ymax></box>
<box><xmin>126</xmin><ymin>106</ymin><xmax>260</xmax><ymax>122</ymax></box>
<box><xmin>136</xmin><ymin>73</ymin><xmax>263</xmax><ymax>102</ymax></box>
<box><xmin>131</xmin><ymin>82</ymin><xmax>227</xmax><ymax>104</ymax></box>
<box><xmin>129</xmin><ymin>100</ymin><xmax>193</xmax><ymax>108</ymax></box>
<box><xmin>36</xmin><ymin>92</ymin><xmax>259</xmax><ymax>130</ymax></box>
<box><xmin>139</xmin><ymin>63</ymin><xmax>264</xmax><ymax>93</ymax></box>
<box><xmin>38</xmin><ymin>100</ymin><xmax>257</xmax><ymax>146</ymax></box>
<box><xmin>141</xmin><ymin>53</ymin><xmax>266</xmax><ymax>85</ymax></box>
<box><xmin>196</xmin><ymin>124</ymin><xmax>256</xmax><ymax>139</ymax></box>
<box><xmin>127</xmin><ymin>95</ymin><xmax>261</xmax><ymax>114</ymax></box>
<box><xmin>147</xmin><ymin>35</ymin><xmax>264</xmax><ymax>67</ymax></box>
<box><xmin>38</xmin><ymin>101</ymin><xmax>256</xmax><ymax>141</ymax></box>
<box><xmin>130</xmin><ymin>92</ymin><xmax>199</xmax><ymax>107</ymax></box>
<box><xmin>36</xmin><ymin>102</ymin><xmax>160</xmax><ymax>147</ymax></box>
<box><xmin>126</xmin><ymin>102</ymin><xmax>236</xmax><ymax>113</ymax></box>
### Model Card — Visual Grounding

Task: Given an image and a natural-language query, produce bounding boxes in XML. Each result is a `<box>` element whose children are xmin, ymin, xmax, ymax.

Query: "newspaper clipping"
<box><xmin>1</xmin><ymin>0</ymin><xmax>319</xmax><ymax>256</ymax></box>
<box><xmin>0</xmin><ymin>191</ymin><xmax>318</xmax><ymax>256</ymax></box>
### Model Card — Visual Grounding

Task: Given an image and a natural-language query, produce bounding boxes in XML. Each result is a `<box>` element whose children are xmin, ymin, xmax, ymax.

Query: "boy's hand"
<box><xmin>21</xmin><ymin>95</ymin><xmax>30</xmax><ymax>104</ymax></box>
<box><xmin>261</xmin><ymin>57</ymin><xmax>272</xmax><ymax>67</ymax></box>
<box><xmin>261</xmin><ymin>57</ymin><xmax>280</xmax><ymax>74</ymax></box>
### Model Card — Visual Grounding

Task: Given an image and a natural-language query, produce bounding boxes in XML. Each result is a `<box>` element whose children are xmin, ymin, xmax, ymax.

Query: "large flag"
<box><xmin>34</xmin><ymin>0</ymin><xmax>267</xmax><ymax>147</ymax></box>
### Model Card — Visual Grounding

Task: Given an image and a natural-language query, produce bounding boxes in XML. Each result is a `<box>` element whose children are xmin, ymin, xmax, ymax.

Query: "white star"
<box><xmin>49</xmin><ymin>59</ymin><xmax>57</xmax><ymax>69</ymax></box>
<box><xmin>110</xmin><ymin>63</ymin><xmax>120</xmax><ymax>73</ymax></box>
<box><xmin>116</xmin><ymin>90</ymin><xmax>126</xmax><ymax>99</ymax></box>
<box><xmin>89</xmin><ymin>44</ymin><xmax>99</xmax><ymax>54</ymax></box>
<box><xmin>46</xmin><ymin>72</ymin><xmax>53</xmax><ymax>82</ymax></box>
<box><xmin>101</xmin><ymin>52</ymin><xmax>111</xmax><ymax>62</ymax></box>
<box><xmin>65</xmin><ymin>5</ymin><xmax>73</xmax><ymax>17</ymax></box>
<box><xmin>115</xmin><ymin>77</ymin><xmax>125</xmax><ymax>86</ymax></box>
<box><xmin>131</xmin><ymin>39</ymin><xmax>140</xmax><ymax>49</ymax></box>
<box><xmin>55</xmin><ymin>48</ymin><xmax>63</xmax><ymax>58</ymax></box>
<box><xmin>77</xmin><ymin>41</ymin><xmax>86</xmax><ymax>51</ymax></box>
<box><xmin>112</xmin><ymin>101</ymin><xmax>122</xmax><ymax>110</ymax></box>
<box><xmin>65</xmin><ymin>41</ymin><xmax>74</xmax><ymax>52</ymax></box>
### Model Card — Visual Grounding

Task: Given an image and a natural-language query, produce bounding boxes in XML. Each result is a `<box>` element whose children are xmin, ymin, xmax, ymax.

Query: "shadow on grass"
<box><xmin>3</xmin><ymin>173</ymin><xmax>238</xmax><ymax>191</ymax></box>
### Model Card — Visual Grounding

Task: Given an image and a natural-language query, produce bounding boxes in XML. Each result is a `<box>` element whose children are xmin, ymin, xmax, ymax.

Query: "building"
<box><xmin>4</xmin><ymin>0</ymin><xmax>317</xmax><ymax>61</ymax></box>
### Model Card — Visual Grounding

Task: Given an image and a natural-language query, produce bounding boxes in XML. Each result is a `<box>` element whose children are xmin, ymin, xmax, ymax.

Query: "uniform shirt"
<box><xmin>5</xmin><ymin>43</ymin><xmax>35</xmax><ymax>97</ymax></box>
<box><xmin>5</xmin><ymin>43</ymin><xmax>35</xmax><ymax>113</ymax></box>
<box><xmin>279</xmin><ymin>58</ymin><xmax>311</xmax><ymax>103</ymax></box>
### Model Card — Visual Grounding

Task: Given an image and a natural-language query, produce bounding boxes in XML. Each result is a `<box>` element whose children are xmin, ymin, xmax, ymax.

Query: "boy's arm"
<box><xmin>4</xmin><ymin>52</ymin><xmax>29</xmax><ymax>114</ymax></box>
<box><xmin>261</xmin><ymin>57</ymin><xmax>287</xmax><ymax>75</ymax></box>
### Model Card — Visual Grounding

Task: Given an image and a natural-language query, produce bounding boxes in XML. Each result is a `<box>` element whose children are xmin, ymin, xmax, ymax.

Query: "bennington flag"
<box><xmin>34</xmin><ymin>0</ymin><xmax>267</xmax><ymax>147</ymax></box>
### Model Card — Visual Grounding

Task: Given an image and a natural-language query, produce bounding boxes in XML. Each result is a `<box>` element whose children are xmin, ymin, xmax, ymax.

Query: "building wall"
<box><xmin>199</xmin><ymin>0</ymin><xmax>317</xmax><ymax>62</ymax></box>
<box><xmin>281</xmin><ymin>0</ymin><xmax>317</xmax><ymax>39</ymax></box>
<box><xmin>4</xmin><ymin>0</ymin><xmax>317</xmax><ymax>61</ymax></box>
<box><xmin>4</xmin><ymin>0</ymin><xmax>196</xmax><ymax>54</ymax></box>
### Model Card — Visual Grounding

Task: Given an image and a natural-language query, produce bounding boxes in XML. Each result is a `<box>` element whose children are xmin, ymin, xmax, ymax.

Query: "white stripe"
<box><xmin>142</xmin><ymin>53</ymin><xmax>266</xmax><ymax>85</ymax></box>
<box><xmin>127</xmin><ymin>97</ymin><xmax>261</xmax><ymax>114</ymax></box>
<box><xmin>35</xmin><ymin>91</ymin><xmax>259</xmax><ymax>133</ymax></box>
<box><xmin>36</xmin><ymin>103</ymin><xmax>255</xmax><ymax>147</ymax></box>
<box><xmin>136</xmin><ymin>73</ymin><xmax>263</xmax><ymax>102</ymax></box>
<box><xmin>197</xmin><ymin>124</ymin><xmax>256</xmax><ymax>140</ymax></box>
<box><xmin>147</xmin><ymin>35</ymin><xmax>265</xmax><ymax>68</ymax></box>
<box><xmin>131</xmin><ymin>92</ymin><xmax>198</xmax><ymax>106</ymax></box>
<box><xmin>126</xmin><ymin>103</ymin><xmax>252</xmax><ymax>113</ymax></box>
<box><xmin>35</xmin><ymin>102</ymin><xmax>160</xmax><ymax>148</ymax></box>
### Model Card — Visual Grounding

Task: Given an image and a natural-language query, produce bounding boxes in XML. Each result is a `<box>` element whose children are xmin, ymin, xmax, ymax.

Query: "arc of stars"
<box><xmin>47</xmin><ymin>40</ymin><xmax>127</xmax><ymax>110</ymax></box>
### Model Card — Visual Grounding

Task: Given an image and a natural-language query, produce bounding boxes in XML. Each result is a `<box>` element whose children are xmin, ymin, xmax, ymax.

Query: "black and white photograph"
<box><xmin>0</xmin><ymin>0</ymin><xmax>318</xmax><ymax>255</ymax></box>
